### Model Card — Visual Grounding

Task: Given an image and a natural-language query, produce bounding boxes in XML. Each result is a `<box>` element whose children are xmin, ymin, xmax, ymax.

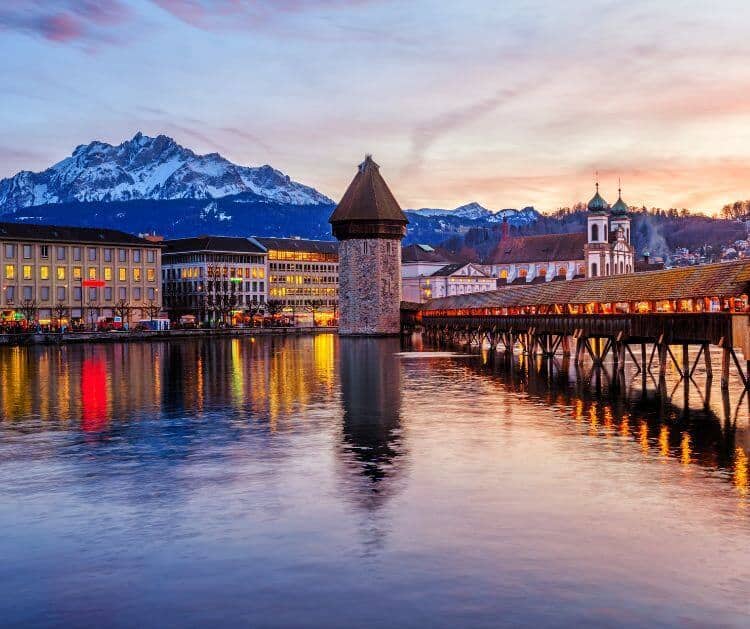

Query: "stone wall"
<box><xmin>338</xmin><ymin>238</ymin><xmax>402</xmax><ymax>335</ymax></box>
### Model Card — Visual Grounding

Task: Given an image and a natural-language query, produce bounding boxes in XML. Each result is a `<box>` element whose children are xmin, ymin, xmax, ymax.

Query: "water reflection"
<box><xmin>338</xmin><ymin>337</ymin><xmax>404</xmax><ymax>505</ymax></box>
<box><xmin>475</xmin><ymin>350</ymin><xmax>749</xmax><ymax>498</ymax></box>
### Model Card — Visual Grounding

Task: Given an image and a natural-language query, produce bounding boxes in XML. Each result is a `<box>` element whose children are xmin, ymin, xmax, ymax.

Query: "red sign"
<box><xmin>82</xmin><ymin>280</ymin><xmax>106</xmax><ymax>288</ymax></box>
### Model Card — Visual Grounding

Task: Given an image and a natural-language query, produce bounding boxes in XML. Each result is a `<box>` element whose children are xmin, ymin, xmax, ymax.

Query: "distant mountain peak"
<box><xmin>0</xmin><ymin>132</ymin><xmax>333</xmax><ymax>212</ymax></box>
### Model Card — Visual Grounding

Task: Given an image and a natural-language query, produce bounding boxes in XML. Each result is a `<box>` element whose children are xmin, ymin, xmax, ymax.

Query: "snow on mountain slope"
<box><xmin>0</xmin><ymin>132</ymin><xmax>332</xmax><ymax>212</ymax></box>
<box><xmin>409</xmin><ymin>202</ymin><xmax>539</xmax><ymax>225</ymax></box>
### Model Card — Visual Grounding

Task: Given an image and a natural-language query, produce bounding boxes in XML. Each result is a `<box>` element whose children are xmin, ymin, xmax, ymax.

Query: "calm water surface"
<box><xmin>0</xmin><ymin>335</ymin><xmax>748</xmax><ymax>627</ymax></box>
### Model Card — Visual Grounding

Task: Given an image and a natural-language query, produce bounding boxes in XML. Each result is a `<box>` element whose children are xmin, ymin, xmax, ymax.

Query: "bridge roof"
<box><xmin>422</xmin><ymin>260</ymin><xmax>750</xmax><ymax>311</ymax></box>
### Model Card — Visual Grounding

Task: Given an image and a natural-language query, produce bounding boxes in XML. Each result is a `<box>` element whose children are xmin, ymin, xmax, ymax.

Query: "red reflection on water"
<box><xmin>81</xmin><ymin>358</ymin><xmax>108</xmax><ymax>431</ymax></box>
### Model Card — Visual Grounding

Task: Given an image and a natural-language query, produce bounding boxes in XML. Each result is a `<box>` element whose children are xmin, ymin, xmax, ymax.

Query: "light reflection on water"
<box><xmin>0</xmin><ymin>335</ymin><xmax>748</xmax><ymax>627</ymax></box>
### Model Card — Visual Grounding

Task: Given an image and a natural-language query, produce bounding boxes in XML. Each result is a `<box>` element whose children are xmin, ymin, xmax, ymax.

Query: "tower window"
<box><xmin>591</xmin><ymin>223</ymin><xmax>599</xmax><ymax>242</ymax></box>
<box><xmin>591</xmin><ymin>262</ymin><xmax>598</xmax><ymax>277</ymax></box>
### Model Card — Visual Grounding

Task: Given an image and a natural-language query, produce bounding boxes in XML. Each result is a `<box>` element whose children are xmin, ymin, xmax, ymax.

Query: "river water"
<box><xmin>0</xmin><ymin>335</ymin><xmax>748</xmax><ymax>627</ymax></box>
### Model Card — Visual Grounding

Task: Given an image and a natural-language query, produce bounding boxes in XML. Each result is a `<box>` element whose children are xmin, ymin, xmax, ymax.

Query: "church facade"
<box><xmin>489</xmin><ymin>184</ymin><xmax>636</xmax><ymax>283</ymax></box>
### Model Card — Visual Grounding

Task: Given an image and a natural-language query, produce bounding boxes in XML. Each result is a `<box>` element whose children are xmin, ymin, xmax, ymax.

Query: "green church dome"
<box><xmin>610</xmin><ymin>188</ymin><xmax>629</xmax><ymax>216</ymax></box>
<box><xmin>587</xmin><ymin>183</ymin><xmax>609</xmax><ymax>213</ymax></box>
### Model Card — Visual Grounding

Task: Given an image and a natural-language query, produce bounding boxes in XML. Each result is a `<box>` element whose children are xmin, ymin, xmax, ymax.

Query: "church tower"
<box><xmin>330</xmin><ymin>156</ymin><xmax>409</xmax><ymax>336</ymax></box>
<box><xmin>583</xmin><ymin>182</ymin><xmax>610</xmax><ymax>277</ymax></box>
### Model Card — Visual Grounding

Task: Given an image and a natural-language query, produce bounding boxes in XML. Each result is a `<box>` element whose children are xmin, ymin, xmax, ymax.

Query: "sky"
<box><xmin>2</xmin><ymin>0</ymin><xmax>750</xmax><ymax>213</ymax></box>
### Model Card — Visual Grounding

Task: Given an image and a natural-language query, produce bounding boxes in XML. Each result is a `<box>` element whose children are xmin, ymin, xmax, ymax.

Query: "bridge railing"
<box><xmin>422</xmin><ymin>313</ymin><xmax>738</xmax><ymax>346</ymax></box>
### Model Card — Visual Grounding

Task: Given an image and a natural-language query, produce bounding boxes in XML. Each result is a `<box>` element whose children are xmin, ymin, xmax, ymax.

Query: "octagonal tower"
<box><xmin>329</xmin><ymin>156</ymin><xmax>409</xmax><ymax>336</ymax></box>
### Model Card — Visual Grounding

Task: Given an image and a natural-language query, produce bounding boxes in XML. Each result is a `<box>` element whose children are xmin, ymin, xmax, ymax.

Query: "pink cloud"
<box><xmin>0</xmin><ymin>0</ymin><xmax>134</xmax><ymax>46</ymax></box>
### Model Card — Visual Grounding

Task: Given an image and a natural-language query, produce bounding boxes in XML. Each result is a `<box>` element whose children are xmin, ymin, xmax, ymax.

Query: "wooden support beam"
<box><xmin>688</xmin><ymin>344</ymin><xmax>705</xmax><ymax>378</ymax></box>
<box><xmin>561</xmin><ymin>335</ymin><xmax>571</xmax><ymax>357</ymax></box>
<box><xmin>704</xmin><ymin>343</ymin><xmax>713</xmax><ymax>379</ymax></box>
<box><xmin>658</xmin><ymin>343</ymin><xmax>668</xmax><ymax>379</ymax></box>
<box><xmin>729</xmin><ymin>348</ymin><xmax>748</xmax><ymax>388</ymax></box>
<box><xmin>665</xmin><ymin>344</ymin><xmax>683</xmax><ymax>377</ymax></box>
<box><xmin>721</xmin><ymin>347</ymin><xmax>730</xmax><ymax>390</ymax></box>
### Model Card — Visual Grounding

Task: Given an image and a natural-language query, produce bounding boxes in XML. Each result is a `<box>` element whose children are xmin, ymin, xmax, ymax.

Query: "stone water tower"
<box><xmin>330</xmin><ymin>156</ymin><xmax>409</xmax><ymax>336</ymax></box>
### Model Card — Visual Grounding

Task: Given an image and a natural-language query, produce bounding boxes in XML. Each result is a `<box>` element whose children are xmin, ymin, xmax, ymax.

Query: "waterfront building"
<box><xmin>330</xmin><ymin>156</ymin><xmax>409</xmax><ymax>335</ymax></box>
<box><xmin>256</xmin><ymin>237</ymin><xmax>339</xmax><ymax>326</ymax></box>
<box><xmin>161</xmin><ymin>236</ymin><xmax>267</xmax><ymax>324</ymax></box>
<box><xmin>489</xmin><ymin>184</ymin><xmax>635</xmax><ymax>282</ymax></box>
<box><xmin>402</xmin><ymin>243</ymin><xmax>496</xmax><ymax>303</ymax></box>
<box><xmin>0</xmin><ymin>222</ymin><xmax>162</xmax><ymax>326</ymax></box>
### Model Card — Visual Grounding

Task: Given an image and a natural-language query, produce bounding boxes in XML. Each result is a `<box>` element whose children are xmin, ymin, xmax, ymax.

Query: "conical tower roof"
<box><xmin>329</xmin><ymin>156</ymin><xmax>409</xmax><ymax>225</ymax></box>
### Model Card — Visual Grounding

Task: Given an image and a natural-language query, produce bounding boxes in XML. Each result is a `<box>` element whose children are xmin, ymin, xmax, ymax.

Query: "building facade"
<box><xmin>330</xmin><ymin>156</ymin><xmax>409</xmax><ymax>335</ymax></box>
<box><xmin>162</xmin><ymin>236</ymin><xmax>267</xmax><ymax>324</ymax></box>
<box><xmin>257</xmin><ymin>237</ymin><xmax>339</xmax><ymax>325</ymax></box>
<box><xmin>0</xmin><ymin>222</ymin><xmax>162</xmax><ymax>326</ymax></box>
<box><xmin>489</xmin><ymin>184</ymin><xmax>635</xmax><ymax>283</ymax></box>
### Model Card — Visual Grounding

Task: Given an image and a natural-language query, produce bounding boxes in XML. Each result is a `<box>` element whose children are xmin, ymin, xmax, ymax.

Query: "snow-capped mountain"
<box><xmin>411</xmin><ymin>202</ymin><xmax>493</xmax><ymax>220</ymax></box>
<box><xmin>0</xmin><ymin>132</ymin><xmax>332</xmax><ymax>212</ymax></box>
<box><xmin>410</xmin><ymin>202</ymin><xmax>539</xmax><ymax>225</ymax></box>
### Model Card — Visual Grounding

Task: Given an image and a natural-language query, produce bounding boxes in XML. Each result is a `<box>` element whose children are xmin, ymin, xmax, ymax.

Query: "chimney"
<box><xmin>501</xmin><ymin>216</ymin><xmax>509</xmax><ymax>241</ymax></box>
<box><xmin>643</xmin><ymin>251</ymin><xmax>650</xmax><ymax>265</ymax></box>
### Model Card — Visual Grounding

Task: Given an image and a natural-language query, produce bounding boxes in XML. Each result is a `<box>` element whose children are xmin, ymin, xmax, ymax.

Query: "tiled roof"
<box><xmin>489</xmin><ymin>232</ymin><xmax>587</xmax><ymax>264</ymax></box>
<box><xmin>0</xmin><ymin>221</ymin><xmax>158</xmax><ymax>246</ymax></box>
<box><xmin>423</xmin><ymin>260</ymin><xmax>750</xmax><ymax>311</ymax></box>
<box><xmin>402</xmin><ymin>243</ymin><xmax>454</xmax><ymax>263</ymax></box>
<box><xmin>329</xmin><ymin>156</ymin><xmax>408</xmax><ymax>224</ymax></box>
<box><xmin>164</xmin><ymin>236</ymin><xmax>266</xmax><ymax>254</ymax></box>
<box><xmin>256</xmin><ymin>237</ymin><xmax>338</xmax><ymax>255</ymax></box>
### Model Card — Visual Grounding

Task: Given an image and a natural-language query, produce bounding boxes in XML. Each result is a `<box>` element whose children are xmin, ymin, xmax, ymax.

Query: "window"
<box><xmin>5</xmin><ymin>264</ymin><xmax>15</xmax><ymax>280</ymax></box>
<box><xmin>22</xmin><ymin>265</ymin><xmax>32</xmax><ymax>280</ymax></box>
<box><xmin>119</xmin><ymin>287</ymin><xmax>127</xmax><ymax>300</ymax></box>
<box><xmin>147</xmin><ymin>268</ymin><xmax>155</xmax><ymax>282</ymax></box>
<box><xmin>73</xmin><ymin>286</ymin><xmax>82</xmax><ymax>301</ymax></box>
<box><xmin>40</xmin><ymin>245</ymin><xmax>49</xmax><ymax>259</ymax></box>
<box><xmin>4</xmin><ymin>244</ymin><xmax>15</xmax><ymax>258</ymax></box>
<box><xmin>23</xmin><ymin>245</ymin><xmax>32</xmax><ymax>259</ymax></box>
<box><xmin>88</xmin><ymin>287</ymin><xmax>97</xmax><ymax>301</ymax></box>
<box><xmin>104</xmin><ymin>248</ymin><xmax>113</xmax><ymax>262</ymax></box>
<box><xmin>88</xmin><ymin>267</ymin><xmax>97</xmax><ymax>280</ymax></box>
<box><xmin>147</xmin><ymin>287</ymin><xmax>155</xmax><ymax>300</ymax></box>
<box><xmin>40</xmin><ymin>286</ymin><xmax>50</xmax><ymax>301</ymax></box>
<box><xmin>591</xmin><ymin>262</ymin><xmax>598</xmax><ymax>277</ymax></box>
<box><xmin>133</xmin><ymin>249</ymin><xmax>141</xmax><ymax>263</ymax></box>
<box><xmin>57</xmin><ymin>266</ymin><xmax>66</xmax><ymax>281</ymax></box>
<box><xmin>147</xmin><ymin>250</ymin><xmax>155</xmax><ymax>263</ymax></box>
<box><xmin>40</xmin><ymin>266</ymin><xmax>49</xmax><ymax>280</ymax></box>
<box><xmin>133</xmin><ymin>287</ymin><xmax>142</xmax><ymax>300</ymax></box>
<box><xmin>118</xmin><ymin>249</ymin><xmax>127</xmax><ymax>263</ymax></box>
<box><xmin>133</xmin><ymin>268</ymin><xmax>141</xmax><ymax>282</ymax></box>
<box><xmin>88</xmin><ymin>248</ymin><xmax>97</xmax><ymax>262</ymax></box>
<box><xmin>5</xmin><ymin>286</ymin><xmax>15</xmax><ymax>302</ymax></box>
<box><xmin>591</xmin><ymin>223</ymin><xmax>599</xmax><ymax>242</ymax></box>
<box><xmin>57</xmin><ymin>287</ymin><xmax>66</xmax><ymax>301</ymax></box>
<box><xmin>23</xmin><ymin>286</ymin><xmax>33</xmax><ymax>300</ymax></box>
<box><xmin>73</xmin><ymin>266</ymin><xmax>82</xmax><ymax>280</ymax></box>
<box><xmin>73</xmin><ymin>247</ymin><xmax>82</xmax><ymax>262</ymax></box>
<box><xmin>104</xmin><ymin>287</ymin><xmax>113</xmax><ymax>301</ymax></box>
<box><xmin>118</xmin><ymin>268</ymin><xmax>126</xmax><ymax>282</ymax></box>
<box><xmin>104</xmin><ymin>267</ymin><xmax>112</xmax><ymax>281</ymax></box>
<box><xmin>56</xmin><ymin>246</ymin><xmax>66</xmax><ymax>261</ymax></box>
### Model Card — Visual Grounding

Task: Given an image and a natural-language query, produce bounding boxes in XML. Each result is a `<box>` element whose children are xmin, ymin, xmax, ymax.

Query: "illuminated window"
<box><xmin>4</xmin><ymin>264</ymin><xmax>15</xmax><ymax>280</ymax></box>
<box><xmin>88</xmin><ymin>267</ymin><xmax>97</xmax><ymax>280</ymax></box>
<box><xmin>104</xmin><ymin>267</ymin><xmax>112</xmax><ymax>281</ymax></box>
<box><xmin>118</xmin><ymin>268</ymin><xmax>126</xmax><ymax>281</ymax></box>
<box><xmin>133</xmin><ymin>268</ymin><xmax>141</xmax><ymax>282</ymax></box>
<box><xmin>147</xmin><ymin>268</ymin><xmax>155</xmax><ymax>282</ymax></box>
<box><xmin>23</xmin><ymin>265</ymin><xmax>32</xmax><ymax>280</ymax></box>
<box><xmin>40</xmin><ymin>266</ymin><xmax>49</xmax><ymax>280</ymax></box>
<box><xmin>57</xmin><ymin>266</ymin><xmax>66</xmax><ymax>281</ymax></box>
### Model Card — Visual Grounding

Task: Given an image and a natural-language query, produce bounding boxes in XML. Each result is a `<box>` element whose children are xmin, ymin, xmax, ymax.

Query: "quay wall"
<box><xmin>0</xmin><ymin>327</ymin><xmax>337</xmax><ymax>347</ymax></box>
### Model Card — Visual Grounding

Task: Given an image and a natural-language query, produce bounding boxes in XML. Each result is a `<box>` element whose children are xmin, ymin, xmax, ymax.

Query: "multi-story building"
<box><xmin>256</xmin><ymin>237</ymin><xmax>338</xmax><ymax>326</ymax></box>
<box><xmin>0</xmin><ymin>222</ymin><xmax>162</xmax><ymax>326</ymax></box>
<box><xmin>161</xmin><ymin>236</ymin><xmax>267</xmax><ymax>324</ymax></box>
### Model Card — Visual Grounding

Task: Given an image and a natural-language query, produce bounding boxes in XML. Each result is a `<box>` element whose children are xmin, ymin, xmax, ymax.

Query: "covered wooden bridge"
<box><xmin>412</xmin><ymin>260</ymin><xmax>750</xmax><ymax>389</ymax></box>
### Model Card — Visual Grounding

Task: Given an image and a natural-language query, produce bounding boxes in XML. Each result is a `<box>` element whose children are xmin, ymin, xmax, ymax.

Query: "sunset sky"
<box><xmin>2</xmin><ymin>0</ymin><xmax>750</xmax><ymax>213</ymax></box>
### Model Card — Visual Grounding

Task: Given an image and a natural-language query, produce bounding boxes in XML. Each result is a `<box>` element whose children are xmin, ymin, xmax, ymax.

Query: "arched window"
<box><xmin>591</xmin><ymin>223</ymin><xmax>599</xmax><ymax>242</ymax></box>
<box><xmin>605</xmin><ymin>263</ymin><xmax>610</xmax><ymax>275</ymax></box>
<box><xmin>619</xmin><ymin>261</ymin><xmax>624</xmax><ymax>274</ymax></box>
<box><xmin>591</xmin><ymin>263</ymin><xmax>598</xmax><ymax>277</ymax></box>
